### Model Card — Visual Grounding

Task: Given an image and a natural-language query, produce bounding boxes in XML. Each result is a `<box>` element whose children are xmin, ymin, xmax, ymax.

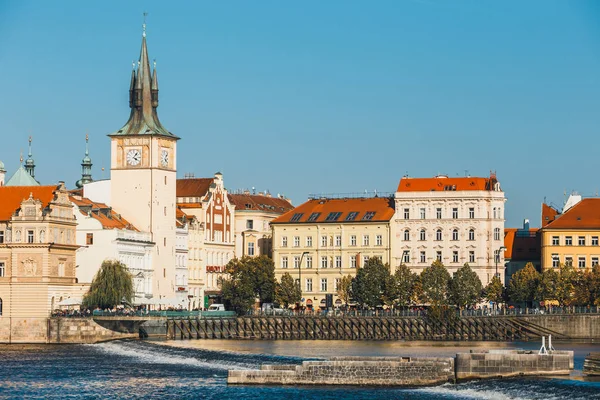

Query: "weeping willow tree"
<box><xmin>83</xmin><ymin>260</ymin><xmax>133</xmax><ymax>309</ymax></box>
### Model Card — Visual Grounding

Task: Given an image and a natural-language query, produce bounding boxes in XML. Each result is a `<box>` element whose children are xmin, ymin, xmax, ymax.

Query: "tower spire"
<box><xmin>24</xmin><ymin>136</ymin><xmax>36</xmax><ymax>178</ymax></box>
<box><xmin>76</xmin><ymin>132</ymin><xmax>93</xmax><ymax>188</ymax></box>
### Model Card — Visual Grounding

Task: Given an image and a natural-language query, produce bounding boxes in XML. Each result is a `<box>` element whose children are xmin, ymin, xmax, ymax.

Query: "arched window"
<box><xmin>494</xmin><ymin>228</ymin><xmax>501</xmax><ymax>241</ymax></box>
<box><xmin>403</xmin><ymin>229</ymin><xmax>410</xmax><ymax>241</ymax></box>
<box><xmin>493</xmin><ymin>207</ymin><xmax>497</xmax><ymax>219</ymax></box>
<box><xmin>469</xmin><ymin>229</ymin><xmax>475</xmax><ymax>241</ymax></box>
<box><xmin>419</xmin><ymin>229</ymin><xmax>426</xmax><ymax>241</ymax></box>
<box><xmin>436</xmin><ymin>229</ymin><xmax>442</xmax><ymax>241</ymax></box>
<box><xmin>452</xmin><ymin>229</ymin><xmax>459</xmax><ymax>241</ymax></box>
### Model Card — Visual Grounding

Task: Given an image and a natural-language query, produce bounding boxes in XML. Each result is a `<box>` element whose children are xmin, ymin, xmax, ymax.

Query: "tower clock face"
<box><xmin>160</xmin><ymin>149</ymin><xmax>169</xmax><ymax>167</ymax></box>
<box><xmin>126</xmin><ymin>149</ymin><xmax>141</xmax><ymax>166</ymax></box>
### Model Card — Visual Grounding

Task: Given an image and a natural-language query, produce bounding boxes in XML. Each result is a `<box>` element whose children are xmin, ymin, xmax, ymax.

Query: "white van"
<box><xmin>207</xmin><ymin>304</ymin><xmax>225</xmax><ymax>312</ymax></box>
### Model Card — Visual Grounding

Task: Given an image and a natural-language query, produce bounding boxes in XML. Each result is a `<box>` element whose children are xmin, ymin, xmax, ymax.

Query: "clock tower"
<box><xmin>108</xmin><ymin>22</ymin><xmax>179</xmax><ymax>298</ymax></box>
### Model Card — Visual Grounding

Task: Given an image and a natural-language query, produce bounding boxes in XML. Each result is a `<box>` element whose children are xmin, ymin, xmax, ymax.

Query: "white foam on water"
<box><xmin>415</xmin><ymin>383</ymin><xmax>529</xmax><ymax>400</ymax></box>
<box><xmin>90</xmin><ymin>341</ymin><xmax>253</xmax><ymax>370</ymax></box>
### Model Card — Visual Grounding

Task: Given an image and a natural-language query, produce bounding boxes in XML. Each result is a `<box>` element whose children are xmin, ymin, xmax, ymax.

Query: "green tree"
<box><xmin>420</xmin><ymin>260</ymin><xmax>451</xmax><ymax>306</ymax></box>
<box><xmin>221</xmin><ymin>255</ymin><xmax>277</xmax><ymax>314</ymax></box>
<box><xmin>536</xmin><ymin>268</ymin><xmax>559</xmax><ymax>303</ymax></box>
<box><xmin>572</xmin><ymin>269</ymin><xmax>593</xmax><ymax>306</ymax></box>
<box><xmin>556</xmin><ymin>263</ymin><xmax>576</xmax><ymax>306</ymax></box>
<box><xmin>83</xmin><ymin>260</ymin><xmax>133</xmax><ymax>309</ymax></box>
<box><xmin>484</xmin><ymin>275</ymin><xmax>504</xmax><ymax>306</ymax></box>
<box><xmin>275</xmin><ymin>273</ymin><xmax>301</xmax><ymax>308</ymax></box>
<box><xmin>351</xmin><ymin>257</ymin><xmax>390</xmax><ymax>308</ymax></box>
<box><xmin>508</xmin><ymin>262</ymin><xmax>540</xmax><ymax>306</ymax></box>
<box><xmin>449</xmin><ymin>263</ymin><xmax>482</xmax><ymax>308</ymax></box>
<box><xmin>385</xmin><ymin>264</ymin><xmax>418</xmax><ymax>308</ymax></box>
<box><xmin>220</xmin><ymin>276</ymin><xmax>255</xmax><ymax>315</ymax></box>
<box><xmin>336</xmin><ymin>275</ymin><xmax>353</xmax><ymax>306</ymax></box>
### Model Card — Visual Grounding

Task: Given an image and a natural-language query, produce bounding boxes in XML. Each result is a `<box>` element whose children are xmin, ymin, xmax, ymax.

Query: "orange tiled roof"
<box><xmin>504</xmin><ymin>228</ymin><xmax>540</xmax><ymax>260</ymax></box>
<box><xmin>228</xmin><ymin>193</ymin><xmax>293</xmax><ymax>214</ymax></box>
<box><xmin>541</xmin><ymin>203</ymin><xmax>560</xmax><ymax>227</ymax></box>
<box><xmin>0</xmin><ymin>185</ymin><xmax>56</xmax><ymax>221</ymax></box>
<box><xmin>176</xmin><ymin>178</ymin><xmax>214</xmax><ymax>198</ymax></box>
<box><xmin>272</xmin><ymin>197</ymin><xmax>395</xmax><ymax>224</ymax></box>
<box><xmin>70</xmin><ymin>196</ymin><xmax>138</xmax><ymax>230</ymax></box>
<box><xmin>544</xmin><ymin>198</ymin><xmax>600</xmax><ymax>229</ymax></box>
<box><xmin>397</xmin><ymin>176</ymin><xmax>497</xmax><ymax>192</ymax></box>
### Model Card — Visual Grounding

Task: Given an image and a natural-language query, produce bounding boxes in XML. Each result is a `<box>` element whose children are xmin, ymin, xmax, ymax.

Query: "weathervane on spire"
<box><xmin>28</xmin><ymin>136</ymin><xmax>32</xmax><ymax>157</ymax></box>
<box><xmin>20</xmin><ymin>151</ymin><xmax>23</xmax><ymax>164</ymax></box>
<box><xmin>142</xmin><ymin>12</ymin><xmax>148</xmax><ymax>37</ymax></box>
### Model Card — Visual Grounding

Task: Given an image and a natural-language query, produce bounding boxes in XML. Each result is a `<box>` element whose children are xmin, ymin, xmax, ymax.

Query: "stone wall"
<box><xmin>455</xmin><ymin>350</ymin><xmax>574</xmax><ymax>380</ymax></box>
<box><xmin>228</xmin><ymin>357</ymin><xmax>455</xmax><ymax>386</ymax></box>
<box><xmin>519</xmin><ymin>314</ymin><xmax>600</xmax><ymax>340</ymax></box>
<box><xmin>47</xmin><ymin>318</ymin><xmax>137</xmax><ymax>344</ymax></box>
<box><xmin>0</xmin><ymin>318</ymin><xmax>48</xmax><ymax>343</ymax></box>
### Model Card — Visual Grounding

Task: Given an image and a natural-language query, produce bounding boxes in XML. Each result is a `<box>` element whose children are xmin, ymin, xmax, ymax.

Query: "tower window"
<box><xmin>164</xmin><ymin>238</ymin><xmax>167</xmax><ymax>247</ymax></box>
<box><xmin>86</xmin><ymin>233</ymin><xmax>94</xmax><ymax>245</ymax></box>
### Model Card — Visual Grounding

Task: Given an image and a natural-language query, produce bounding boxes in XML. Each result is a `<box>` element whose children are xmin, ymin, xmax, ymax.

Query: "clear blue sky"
<box><xmin>1</xmin><ymin>1</ymin><xmax>599</xmax><ymax>227</ymax></box>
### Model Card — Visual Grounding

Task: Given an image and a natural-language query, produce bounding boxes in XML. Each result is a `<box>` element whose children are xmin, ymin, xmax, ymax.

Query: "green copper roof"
<box><xmin>5</xmin><ymin>166</ymin><xmax>39</xmax><ymax>186</ymax></box>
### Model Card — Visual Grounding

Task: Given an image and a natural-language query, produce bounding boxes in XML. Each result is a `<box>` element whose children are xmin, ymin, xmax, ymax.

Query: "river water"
<box><xmin>1</xmin><ymin>339</ymin><xmax>599</xmax><ymax>399</ymax></box>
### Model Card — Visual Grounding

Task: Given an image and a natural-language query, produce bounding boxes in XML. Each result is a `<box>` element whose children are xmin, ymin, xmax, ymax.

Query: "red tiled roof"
<box><xmin>0</xmin><ymin>185</ymin><xmax>56</xmax><ymax>221</ymax></box>
<box><xmin>176</xmin><ymin>178</ymin><xmax>214</xmax><ymax>198</ymax></box>
<box><xmin>228</xmin><ymin>193</ymin><xmax>293</xmax><ymax>214</ymax></box>
<box><xmin>272</xmin><ymin>197</ymin><xmax>395</xmax><ymax>224</ymax></box>
<box><xmin>397</xmin><ymin>176</ymin><xmax>497</xmax><ymax>192</ymax></box>
<box><xmin>544</xmin><ymin>198</ymin><xmax>600</xmax><ymax>229</ymax></box>
<box><xmin>541</xmin><ymin>203</ymin><xmax>560</xmax><ymax>227</ymax></box>
<box><xmin>70</xmin><ymin>196</ymin><xmax>138</xmax><ymax>230</ymax></box>
<box><xmin>504</xmin><ymin>228</ymin><xmax>540</xmax><ymax>260</ymax></box>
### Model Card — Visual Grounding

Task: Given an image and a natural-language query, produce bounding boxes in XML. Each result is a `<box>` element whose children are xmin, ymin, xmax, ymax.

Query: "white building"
<box><xmin>175</xmin><ymin>221</ymin><xmax>189</xmax><ymax>307</ymax></box>
<box><xmin>392</xmin><ymin>174</ymin><xmax>506</xmax><ymax>285</ymax></box>
<box><xmin>71</xmin><ymin>196</ymin><xmax>154</xmax><ymax>299</ymax></box>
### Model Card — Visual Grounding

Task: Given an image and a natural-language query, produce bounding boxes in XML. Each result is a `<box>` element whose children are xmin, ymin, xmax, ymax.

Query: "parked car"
<box><xmin>206</xmin><ymin>304</ymin><xmax>225</xmax><ymax>312</ymax></box>
<box><xmin>261</xmin><ymin>303</ymin><xmax>288</xmax><ymax>315</ymax></box>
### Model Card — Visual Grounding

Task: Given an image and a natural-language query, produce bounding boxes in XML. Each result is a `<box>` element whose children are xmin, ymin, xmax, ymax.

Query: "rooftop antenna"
<box><xmin>142</xmin><ymin>12</ymin><xmax>148</xmax><ymax>37</ymax></box>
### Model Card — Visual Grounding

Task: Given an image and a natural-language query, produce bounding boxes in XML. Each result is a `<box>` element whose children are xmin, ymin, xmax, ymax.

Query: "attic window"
<box><xmin>325</xmin><ymin>212</ymin><xmax>342</xmax><ymax>221</ymax></box>
<box><xmin>307</xmin><ymin>212</ymin><xmax>321</xmax><ymax>222</ymax></box>
<box><xmin>362</xmin><ymin>211</ymin><xmax>376</xmax><ymax>220</ymax></box>
<box><xmin>290</xmin><ymin>213</ymin><xmax>304</xmax><ymax>222</ymax></box>
<box><xmin>345</xmin><ymin>211</ymin><xmax>359</xmax><ymax>221</ymax></box>
<box><xmin>245</xmin><ymin>203</ymin><xmax>252</xmax><ymax>209</ymax></box>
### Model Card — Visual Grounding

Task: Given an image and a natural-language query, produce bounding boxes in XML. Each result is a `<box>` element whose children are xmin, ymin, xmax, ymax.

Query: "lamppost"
<box><xmin>495</xmin><ymin>246</ymin><xmax>507</xmax><ymax>279</ymax></box>
<box><xmin>298</xmin><ymin>251</ymin><xmax>309</xmax><ymax>302</ymax></box>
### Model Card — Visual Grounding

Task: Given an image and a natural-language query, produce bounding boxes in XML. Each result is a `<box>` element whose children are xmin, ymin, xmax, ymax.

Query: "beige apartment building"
<box><xmin>271</xmin><ymin>197</ymin><xmax>394</xmax><ymax>309</ymax></box>
<box><xmin>540</xmin><ymin>197</ymin><xmax>600</xmax><ymax>271</ymax></box>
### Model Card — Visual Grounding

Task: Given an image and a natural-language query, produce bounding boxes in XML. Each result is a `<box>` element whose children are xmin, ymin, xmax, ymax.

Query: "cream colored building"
<box><xmin>271</xmin><ymin>197</ymin><xmax>394</xmax><ymax>309</ymax></box>
<box><xmin>228</xmin><ymin>191</ymin><xmax>294</xmax><ymax>258</ymax></box>
<box><xmin>0</xmin><ymin>183</ymin><xmax>84</xmax><ymax>343</ymax></box>
<box><xmin>392</xmin><ymin>175</ymin><xmax>506</xmax><ymax>285</ymax></box>
<box><xmin>540</xmin><ymin>196</ymin><xmax>600</xmax><ymax>271</ymax></box>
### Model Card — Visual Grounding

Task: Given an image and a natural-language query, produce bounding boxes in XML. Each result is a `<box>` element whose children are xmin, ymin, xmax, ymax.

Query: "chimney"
<box><xmin>523</xmin><ymin>219</ymin><xmax>530</xmax><ymax>231</ymax></box>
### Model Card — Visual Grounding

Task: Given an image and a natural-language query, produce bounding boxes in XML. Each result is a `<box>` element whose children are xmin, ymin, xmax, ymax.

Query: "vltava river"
<box><xmin>1</xmin><ymin>339</ymin><xmax>599</xmax><ymax>399</ymax></box>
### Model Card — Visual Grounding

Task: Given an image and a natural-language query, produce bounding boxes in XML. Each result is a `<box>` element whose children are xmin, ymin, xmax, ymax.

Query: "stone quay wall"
<box><xmin>47</xmin><ymin>318</ymin><xmax>138</xmax><ymax>344</ymax></box>
<box><xmin>228</xmin><ymin>356</ymin><xmax>455</xmax><ymax>386</ymax></box>
<box><xmin>455</xmin><ymin>350</ymin><xmax>574</xmax><ymax>380</ymax></box>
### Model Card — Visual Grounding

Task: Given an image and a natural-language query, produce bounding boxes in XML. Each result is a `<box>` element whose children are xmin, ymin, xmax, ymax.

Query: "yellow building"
<box><xmin>271</xmin><ymin>197</ymin><xmax>394</xmax><ymax>309</ymax></box>
<box><xmin>540</xmin><ymin>198</ymin><xmax>600</xmax><ymax>271</ymax></box>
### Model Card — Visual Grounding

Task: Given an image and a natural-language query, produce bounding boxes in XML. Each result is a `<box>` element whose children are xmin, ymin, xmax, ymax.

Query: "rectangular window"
<box><xmin>403</xmin><ymin>252</ymin><xmax>410</xmax><ymax>263</ymax></box>
<box><xmin>350</xmin><ymin>235</ymin><xmax>357</xmax><ymax>246</ymax></box>
<box><xmin>335</xmin><ymin>236</ymin><xmax>341</xmax><ymax>247</ymax></box>
<box><xmin>335</xmin><ymin>256</ymin><xmax>342</xmax><ymax>268</ymax></box>
<box><xmin>306</xmin><ymin>256</ymin><xmax>313</xmax><ymax>269</ymax></box>
<box><xmin>321</xmin><ymin>236</ymin><xmax>327</xmax><ymax>247</ymax></box>
<box><xmin>321</xmin><ymin>256</ymin><xmax>328</xmax><ymax>269</ymax></box>
<box><xmin>334</xmin><ymin>278</ymin><xmax>340</xmax><ymax>292</ymax></box>
<box><xmin>325</xmin><ymin>212</ymin><xmax>342</xmax><ymax>221</ymax></box>
<box><xmin>565</xmin><ymin>236</ymin><xmax>572</xmax><ymax>246</ymax></box>
<box><xmin>307</xmin><ymin>213</ymin><xmax>320</xmax><ymax>222</ymax></box>
<box><xmin>0</xmin><ymin>262</ymin><xmax>4</xmax><ymax>277</ymax></box>
<box><xmin>293</xmin><ymin>236</ymin><xmax>300</xmax><ymax>247</ymax></box>
<box><xmin>376</xmin><ymin>235</ymin><xmax>383</xmax><ymax>246</ymax></box>
<box><xmin>294</xmin><ymin>256</ymin><xmax>300</xmax><ymax>269</ymax></box>
<box><xmin>452</xmin><ymin>208</ymin><xmax>458</xmax><ymax>219</ymax></box>
<box><xmin>403</xmin><ymin>208</ymin><xmax>410</xmax><ymax>220</ymax></box>
<box><xmin>321</xmin><ymin>278</ymin><xmax>328</xmax><ymax>292</ymax></box>
<box><xmin>0</xmin><ymin>231</ymin><xmax>5</xmax><ymax>243</ymax></box>
<box><xmin>469</xmin><ymin>251</ymin><xmax>475</xmax><ymax>263</ymax></box>
<box><xmin>469</xmin><ymin>207</ymin><xmax>475</xmax><ymax>219</ymax></box>
<box><xmin>578</xmin><ymin>257</ymin><xmax>586</xmax><ymax>268</ymax></box>
<box><xmin>436</xmin><ymin>251</ymin><xmax>442</xmax><ymax>262</ymax></box>
<box><xmin>86</xmin><ymin>233</ymin><xmax>94</xmax><ymax>245</ymax></box>
<box><xmin>565</xmin><ymin>256</ymin><xmax>573</xmax><ymax>266</ymax></box>
<box><xmin>436</xmin><ymin>208</ymin><xmax>442</xmax><ymax>219</ymax></box>
<box><xmin>306</xmin><ymin>278</ymin><xmax>313</xmax><ymax>292</ymax></box>
<box><xmin>58</xmin><ymin>262</ymin><xmax>65</xmax><ymax>277</ymax></box>
<box><xmin>453</xmin><ymin>251</ymin><xmax>459</xmax><ymax>263</ymax></box>
<box><xmin>420</xmin><ymin>251</ymin><xmax>426</xmax><ymax>263</ymax></box>
<box><xmin>363</xmin><ymin>256</ymin><xmax>369</xmax><ymax>266</ymax></box>
<box><xmin>363</xmin><ymin>235</ymin><xmax>369</xmax><ymax>246</ymax></box>
<box><xmin>345</xmin><ymin>211</ymin><xmax>359</xmax><ymax>221</ymax></box>
<box><xmin>593</xmin><ymin>236</ymin><xmax>599</xmax><ymax>246</ymax></box>
<box><xmin>306</xmin><ymin>236</ymin><xmax>313</xmax><ymax>247</ymax></box>
<box><xmin>592</xmin><ymin>257</ymin><xmax>599</xmax><ymax>267</ymax></box>
<box><xmin>552</xmin><ymin>254</ymin><xmax>560</xmax><ymax>268</ymax></box>
<box><xmin>247</xmin><ymin>242</ymin><xmax>255</xmax><ymax>256</ymax></box>
<box><xmin>420</xmin><ymin>208</ymin><xmax>426</xmax><ymax>219</ymax></box>
<box><xmin>246</xmin><ymin>219</ymin><xmax>254</xmax><ymax>229</ymax></box>
<box><xmin>552</xmin><ymin>236</ymin><xmax>559</xmax><ymax>246</ymax></box>
<box><xmin>290</xmin><ymin>213</ymin><xmax>304</xmax><ymax>222</ymax></box>
<box><xmin>281</xmin><ymin>256</ymin><xmax>288</xmax><ymax>269</ymax></box>
<box><xmin>350</xmin><ymin>255</ymin><xmax>357</xmax><ymax>268</ymax></box>
<box><xmin>362</xmin><ymin>211</ymin><xmax>376</xmax><ymax>220</ymax></box>
<box><xmin>27</xmin><ymin>230</ymin><xmax>34</xmax><ymax>244</ymax></box>
<box><xmin>281</xmin><ymin>236</ymin><xmax>288</xmax><ymax>247</ymax></box>
<box><xmin>579</xmin><ymin>236</ymin><xmax>586</xmax><ymax>246</ymax></box>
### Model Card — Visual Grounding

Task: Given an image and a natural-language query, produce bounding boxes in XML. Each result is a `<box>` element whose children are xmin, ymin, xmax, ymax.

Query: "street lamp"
<box><xmin>495</xmin><ymin>246</ymin><xmax>507</xmax><ymax>278</ymax></box>
<box><xmin>298</xmin><ymin>251</ymin><xmax>309</xmax><ymax>301</ymax></box>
